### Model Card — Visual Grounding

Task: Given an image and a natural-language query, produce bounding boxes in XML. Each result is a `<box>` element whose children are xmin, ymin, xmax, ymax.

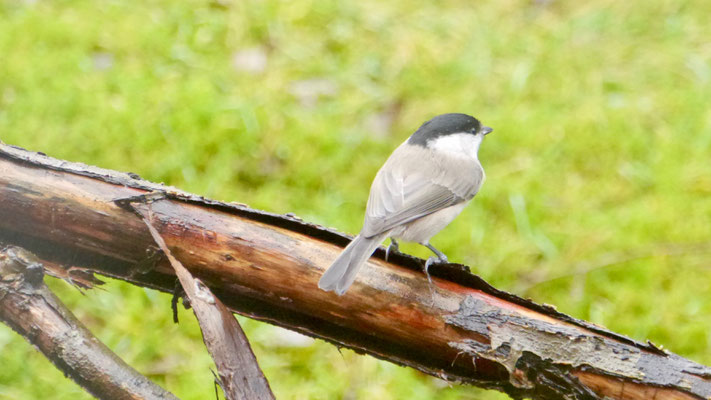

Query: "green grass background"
<box><xmin>1</xmin><ymin>0</ymin><xmax>710</xmax><ymax>398</ymax></box>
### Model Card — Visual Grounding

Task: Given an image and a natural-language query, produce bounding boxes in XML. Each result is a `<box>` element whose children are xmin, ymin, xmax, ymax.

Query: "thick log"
<box><xmin>0</xmin><ymin>246</ymin><xmax>179</xmax><ymax>400</ymax></box>
<box><xmin>0</xmin><ymin>143</ymin><xmax>709</xmax><ymax>400</ymax></box>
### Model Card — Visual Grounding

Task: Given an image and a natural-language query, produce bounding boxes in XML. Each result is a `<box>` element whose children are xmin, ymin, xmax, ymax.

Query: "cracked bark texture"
<box><xmin>0</xmin><ymin>143</ymin><xmax>709</xmax><ymax>400</ymax></box>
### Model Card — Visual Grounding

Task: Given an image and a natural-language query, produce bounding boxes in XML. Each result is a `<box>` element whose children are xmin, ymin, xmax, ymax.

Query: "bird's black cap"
<box><xmin>408</xmin><ymin>113</ymin><xmax>489</xmax><ymax>147</ymax></box>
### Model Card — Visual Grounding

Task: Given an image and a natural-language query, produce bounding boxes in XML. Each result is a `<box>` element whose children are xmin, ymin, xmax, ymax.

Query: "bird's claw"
<box><xmin>423</xmin><ymin>255</ymin><xmax>447</xmax><ymax>285</ymax></box>
<box><xmin>385</xmin><ymin>239</ymin><xmax>400</xmax><ymax>262</ymax></box>
<box><xmin>422</xmin><ymin>255</ymin><xmax>449</xmax><ymax>304</ymax></box>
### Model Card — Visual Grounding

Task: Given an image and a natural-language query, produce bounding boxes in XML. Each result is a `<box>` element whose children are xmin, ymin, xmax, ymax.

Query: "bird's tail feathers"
<box><xmin>318</xmin><ymin>233</ymin><xmax>386</xmax><ymax>295</ymax></box>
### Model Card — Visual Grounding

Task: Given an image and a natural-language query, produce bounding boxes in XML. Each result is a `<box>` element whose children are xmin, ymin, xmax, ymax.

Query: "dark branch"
<box><xmin>0</xmin><ymin>246</ymin><xmax>179</xmax><ymax>400</ymax></box>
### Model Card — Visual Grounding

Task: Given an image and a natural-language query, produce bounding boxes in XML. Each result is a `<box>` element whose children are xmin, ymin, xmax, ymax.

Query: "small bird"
<box><xmin>319</xmin><ymin>113</ymin><xmax>492</xmax><ymax>295</ymax></box>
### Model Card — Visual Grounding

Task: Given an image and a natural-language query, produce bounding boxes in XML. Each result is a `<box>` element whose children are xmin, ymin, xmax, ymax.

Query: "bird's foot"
<box><xmin>423</xmin><ymin>255</ymin><xmax>448</xmax><ymax>285</ymax></box>
<box><xmin>385</xmin><ymin>239</ymin><xmax>400</xmax><ymax>262</ymax></box>
<box><xmin>423</xmin><ymin>255</ymin><xmax>449</xmax><ymax>305</ymax></box>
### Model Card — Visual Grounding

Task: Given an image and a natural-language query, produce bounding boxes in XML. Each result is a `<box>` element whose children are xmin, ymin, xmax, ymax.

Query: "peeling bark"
<box><xmin>139</xmin><ymin>207</ymin><xmax>275</xmax><ymax>400</ymax></box>
<box><xmin>0</xmin><ymin>143</ymin><xmax>710</xmax><ymax>400</ymax></box>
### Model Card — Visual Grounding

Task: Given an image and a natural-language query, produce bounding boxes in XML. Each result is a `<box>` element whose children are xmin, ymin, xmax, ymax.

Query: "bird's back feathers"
<box><xmin>362</xmin><ymin>142</ymin><xmax>483</xmax><ymax>238</ymax></box>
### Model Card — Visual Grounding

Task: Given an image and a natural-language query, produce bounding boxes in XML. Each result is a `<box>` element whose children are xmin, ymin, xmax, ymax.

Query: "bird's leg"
<box><xmin>421</xmin><ymin>243</ymin><xmax>450</xmax><ymax>304</ymax></box>
<box><xmin>423</xmin><ymin>243</ymin><xmax>449</xmax><ymax>285</ymax></box>
<box><xmin>385</xmin><ymin>238</ymin><xmax>400</xmax><ymax>262</ymax></box>
<box><xmin>425</xmin><ymin>243</ymin><xmax>448</xmax><ymax>263</ymax></box>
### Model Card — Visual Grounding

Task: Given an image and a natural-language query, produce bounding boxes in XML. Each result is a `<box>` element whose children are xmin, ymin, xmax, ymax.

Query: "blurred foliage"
<box><xmin>1</xmin><ymin>0</ymin><xmax>711</xmax><ymax>398</ymax></box>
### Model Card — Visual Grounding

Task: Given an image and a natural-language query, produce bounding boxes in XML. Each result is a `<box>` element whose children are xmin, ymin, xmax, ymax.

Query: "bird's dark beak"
<box><xmin>481</xmin><ymin>126</ymin><xmax>493</xmax><ymax>135</ymax></box>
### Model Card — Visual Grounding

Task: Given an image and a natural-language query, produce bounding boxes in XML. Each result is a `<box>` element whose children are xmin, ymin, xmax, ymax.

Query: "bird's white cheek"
<box><xmin>429</xmin><ymin>133</ymin><xmax>482</xmax><ymax>159</ymax></box>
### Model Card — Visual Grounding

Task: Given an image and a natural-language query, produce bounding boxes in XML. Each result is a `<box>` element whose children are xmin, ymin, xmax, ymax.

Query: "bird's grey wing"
<box><xmin>361</xmin><ymin>145</ymin><xmax>483</xmax><ymax>238</ymax></box>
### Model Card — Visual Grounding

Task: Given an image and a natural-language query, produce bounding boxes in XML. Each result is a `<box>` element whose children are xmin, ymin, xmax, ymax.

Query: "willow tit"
<box><xmin>319</xmin><ymin>113</ymin><xmax>492</xmax><ymax>295</ymax></box>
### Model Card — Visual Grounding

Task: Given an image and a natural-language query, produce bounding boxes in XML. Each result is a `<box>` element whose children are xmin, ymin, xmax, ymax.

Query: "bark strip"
<box><xmin>0</xmin><ymin>143</ymin><xmax>710</xmax><ymax>400</ymax></box>
<box><xmin>0</xmin><ymin>246</ymin><xmax>179</xmax><ymax>400</ymax></box>
<box><xmin>139</xmin><ymin>207</ymin><xmax>275</xmax><ymax>400</ymax></box>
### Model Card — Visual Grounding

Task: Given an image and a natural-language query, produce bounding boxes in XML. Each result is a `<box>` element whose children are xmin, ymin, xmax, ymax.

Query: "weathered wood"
<box><xmin>0</xmin><ymin>143</ymin><xmax>709</xmax><ymax>400</ymax></box>
<box><xmin>140</xmin><ymin>208</ymin><xmax>275</xmax><ymax>400</ymax></box>
<box><xmin>0</xmin><ymin>246</ymin><xmax>179</xmax><ymax>400</ymax></box>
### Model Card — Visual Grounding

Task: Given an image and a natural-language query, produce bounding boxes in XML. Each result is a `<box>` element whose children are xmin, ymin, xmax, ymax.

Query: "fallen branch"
<box><xmin>0</xmin><ymin>246</ymin><xmax>178</xmax><ymax>400</ymax></box>
<box><xmin>1</xmin><ymin>143</ymin><xmax>710</xmax><ymax>400</ymax></box>
<box><xmin>139</xmin><ymin>206</ymin><xmax>275</xmax><ymax>400</ymax></box>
